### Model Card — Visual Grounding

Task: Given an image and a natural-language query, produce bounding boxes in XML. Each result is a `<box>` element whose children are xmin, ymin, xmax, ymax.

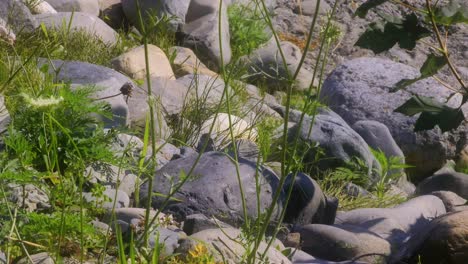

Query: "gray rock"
<box><xmin>85</xmin><ymin>163</ymin><xmax>137</xmax><ymax>196</ymax></box>
<box><xmin>176</xmin><ymin>228</ymin><xmax>291</xmax><ymax>264</ymax></box>
<box><xmin>416</xmin><ymin>171</ymin><xmax>468</xmax><ymax>199</ymax></box>
<box><xmin>83</xmin><ymin>187</ymin><xmax>130</xmax><ymax>209</ymax></box>
<box><xmin>17</xmin><ymin>252</ymin><xmax>54</xmax><ymax>264</ymax></box>
<box><xmin>98</xmin><ymin>0</ymin><xmax>127</xmax><ymax>29</ymax></box>
<box><xmin>430</xmin><ymin>191</ymin><xmax>468</xmax><ymax>212</ymax></box>
<box><xmin>121</xmin><ymin>0</ymin><xmax>190</xmax><ymax>31</ymax></box>
<box><xmin>169</xmin><ymin>46</ymin><xmax>217</xmax><ymax>78</ymax></box>
<box><xmin>91</xmin><ymin>220</ymin><xmax>110</xmax><ymax>233</ymax></box>
<box><xmin>39</xmin><ymin>59</ymin><xmax>131</xmax><ymax>128</ymax></box>
<box><xmin>0</xmin><ymin>251</ymin><xmax>5</xmax><ymax>264</ymax></box>
<box><xmin>182</xmin><ymin>213</ymin><xmax>232</xmax><ymax>235</ymax></box>
<box><xmin>297</xmin><ymin>224</ymin><xmax>392</xmax><ymax>263</ymax></box>
<box><xmin>34</xmin><ymin>12</ymin><xmax>119</xmax><ymax>45</ymax></box>
<box><xmin>0</xmin><ymin>96</ymin><xmax>9</xmax><ymax>135</ymax></box>
<box><xmin>0</xmin><ymin>17</ymin><xmax>16</xmax><ymax>44</ymax></box>
<box><xmin>148</xmin><ymin>227</ymin><xmax>186</xmax><ymax>257</ymax></box>
<box><xmin>283</xmin><ymin>173</ymin><xmax>332</xmax><ymax>225</ymax></box>
<box><xmin>293</xmin><ymin>0</ymin><xmax>330</xmax><ymax>16</ymax></box>
<box><xmin>175</xmin><ymin>146</ymin><xmax>198</xmax><ymax>159</ymax></box>
<box><xmin>176</xmin><ymin>74</ymin><xmax>233</xmax><ymax>107</ymax></box>
<box><xmin>320</xmin><ymin>57</ymin><xmax>468</xmax><ymax>180</ymax></box>
<box><xmin>243</xmin><ymin>40</ymin><xmax>314</xmax><ymax>91</ymax></box>
<box><xmin>46</xmin><ymin>0</ymin><xmax>99</xmax><ymax>16</ymax></box>
<box><xmin>104</xmin><ymin>207</ymin><xmax>158</xmax><ymax>224</ymax></box>
<box><xmin>0</xmin><ymin>0</ymin><xmax>38</xmax><ymax>32</ymax></box>
<box><xmin>344</xmin><ymin>182</ymin><xmax>372</xmax><ymax>198</ymax></box>
<box><xmin>289</xmin><ymin>248</ymin><xmax>367</xmax><ymax>264</ymax></box>
<box><xmin>223</xmin><ymin>139</ymin><xmax>260</xmax><ymax>163</ymax></box>
<box><xmin>227</xmin><ymin>0</ymin><xmax>276</xmax><ymax>11</ymax></box>
<box><xmin>140</xmin><ymin>151</ymin><xmax>284</xmax><ymax>225</ymax></box>
<box><xmin>181</xmin><ymin>0</ymin><xmax>231</xmax><ymax>71</ymax></box>
<box><xmin>8</xmin><ymin>184</ymin><xmax>50</xmax><ymax>212</ymax></box>
<box><xmin>285</xmin><ymin>108</ymin><xmax>380</xmax><ymax>182</ymax></box>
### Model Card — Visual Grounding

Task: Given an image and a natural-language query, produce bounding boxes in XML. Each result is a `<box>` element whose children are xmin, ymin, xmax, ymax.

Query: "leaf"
<box><xmin>432</xmin><ymin>0</ymin><xmax>468</xmax><ymax>26</ymax></box>
<box><xmin>355</xmin><ymin>13</ymin><xmax>430</xmax><ymax>54</ymax></box>
<box><xmin>355</xmin><ymin>0</ymin><xmax>390</xmax><ymax>18</ymax></box>
<box><xmin>392</xmin><ymin>54</ymin><xmax>447</xmax><ymax>92</ymax></box>
<box><xmin>395</xmin><ymin>95</ymin><xmax>466</xmax><ymax>132</ymax></box>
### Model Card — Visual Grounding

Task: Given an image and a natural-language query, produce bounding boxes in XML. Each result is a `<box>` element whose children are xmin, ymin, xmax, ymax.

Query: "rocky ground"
<box><xmin>1</xmin><ymin>0</ymin><xmax>468</xmax><ymax>263</ymax></box>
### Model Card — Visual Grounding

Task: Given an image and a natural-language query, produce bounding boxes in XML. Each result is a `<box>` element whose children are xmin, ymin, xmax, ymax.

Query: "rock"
<box><xmin>182</xmin><ymin>213</ymin><xmax>232</xmax><ymax>235</ymax></box>
<box><xmin>85</xmin><ymin>163</ymin><xmax>137</xmax><ymax>196</ymax></box>
<box><xmin>38</xmin><ymin>59</ymin><xmax>131</xmax><ymax>127</ymax></box>
<box><xmin>430</xmin><ymin>191</ymin><xmax>468</xmax><ymax>212</ymax></box>
<box><xmin>297</xmin><ymin>224</ymin><xmax>392</xmax><ymax>263</ymax></box>
<box><xmin>83</xmin><ymin>187</ymin><xmax>130</xmax><ymax>209</ymax></box>
<box><xmin>0</xmin><ymin>251</ymin><xmax>5</xmax><ymax>263</ymax></box>
<box><xmin>181</xmin><ymin>0</ymin><xmax>231</xmax><ymax>71</ymax></box>
<box><xmin>176</xmin><ymin>74</ymin><xmax>233</xmax><ymax>106</ymax></box>
<box><xmin>148</xmin><ymin>227</ymin><xmax>186</xmax><ymax>257</ymax></box>
<box><xmin>289</xmin><ymin>248</ymin><xmax>367</xmax><ymax>264</ymax></box>
<box><xmin>293</xmin><ymin>0</ymin><xmax>330</xmax><ymax>16</ymax></box>
<box><xmin>91</xmin><ymin>220</ymin><xmax>110</xmax><ymax>233</ymax></box>
<box><xmin>169</xmin><ymin>46</ymin><xmax>217</xmax><ymax>78</ymax></box>
<box><xmin>98</xmin><ymin>0</ymin><xmax>127</xmax><ymax>29</ymax></box>
<box><xmin>34</xmin><ymin>12</ymin><xmax>119</xmax><ymax>45</ymax></box>
<box><xmin>17</xmin><ymin>252</ymin><xmax>54</xmax><ymax>264</ymax></box>
<box><xmin>0</xmin><ymin>96</ymin><xmax>9</xmax><ymax>135</ymax></box>
<box><xmin>283</xmin><ymin>173</ymin><xmax>332</xmax><ymax>225</ymax></box>
<box><xmin>0</xmin><ymin>17</ymin><xmax>16</xmax><ymax>44</ymax></box>
<box><xmin>8</xmin><ymin>184</ymin><xmax>51</xmax><ymax>212</ymax></box>
<box><xmin>319</xmin><ymin>57</ymin><xmax>468</xmax><ymax>180</ymax></box>
<box><xmin>27</xmin><ymin>0</ymin><xmax>57</xmax><ymax>14</ymax></box>
<box><xmin>109</xmin><ymin>132</ymin><xmax>145</xmax><ymax>158</ymax></box>
<box><xmin>176</xmin><ymin>228</ymin><xmax>291</xmax><ymax>264</ymax></box>
<box><xmin>140</xmin><ymin>151</ymin><xmax>284</xmax><ymax>225</ymax></box>
<box><xmin>283</xmin><ymin>232</ymin><xmax>300</xmax><ymax>248</ymax></box>
<box><xmin>227</xmin><ymin>0</ymin><xmax>276</xmax><ymax>11</ymax></box>
<box><xmin>284</xmin><ymin>108</ymin><xmax>380</xmax><ymax>182</ymax></box>
<box><xmin>121</xmin><ymin>0</ymin><xmax>190</xmax><ymax>31</ymax></box>
<box><xmin>200</xmin><ymin>113</ymin><xmax>257</xmax><ymax>148</ymax></box>
<box><xmin>110</xmin><ymin>44</ymin><xmax>175</xmax><ymax>80</ymax></box>
<box><xmin>413</xmin><ymin>210</ymin><xmax>468</xmax><ymax>264</ymax></box>
<box><xmin>344</xmin><ymin>182</ymin><xmax>372</xmax><ymax>198</ymax></box>
<box><xmin>456</xmin><ymin>145</ymin><xmax>468</xmax><ymax>172</ymax></box>
<box><xmin>0</xmin><ymin>0</ymin><xmax>38</xmax><ymax>32</ymax></box>
<box><xmin>104</xmin><ymin>207</ymin><xmax>160</xmax><ymax>225</ymax></box>
<box><xmin>416</xmin><ymin>171</ymin><xmax>468</xmax><ymax>199</ymax></box>
<box><xmin>243</xmin><ymin>40</ymin><xmax>315</xmax><ymax>91</ymax></box>
<box><xmin>222</xmin><ymin>139</ymin><xmax>260</xmax><ymax>163</ymax></box>
<box><xmin>45</xmin><ymin>0</ymin><xmax>99</xmax><ymax>16</ymax></box>
<box><xmin>335</xmin><ymin>195</ymin><xmax>446</xmax><ymax>255</ymax></box>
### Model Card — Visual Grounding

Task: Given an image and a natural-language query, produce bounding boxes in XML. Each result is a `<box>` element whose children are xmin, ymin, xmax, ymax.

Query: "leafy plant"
<box><xmin>355</xmin><ymin>0</ymin><xmax>467</xmax><ymax>132</ymax></box>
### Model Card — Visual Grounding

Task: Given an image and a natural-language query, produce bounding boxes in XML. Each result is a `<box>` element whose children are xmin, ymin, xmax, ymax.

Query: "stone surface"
<box><xmin>28</xmin><ymin>0</ymin><xmax>57</xmax><ymax>14</ymax></box>
<box><xmin>430</xmin><ymin>191</ymin><xmax>468</xmax><ymax>212</ymax></box>
<box><xmin>111</xmin><ymin>44</ymin><xmax>175</xmax><ymax>80</ymax></box>
<box><xmin>0</xmin><ymin>96</ymin><xmax>9</xmax><ymax>135</ymax></box>
<box><xmin>46</xmin><ymin>0</ymin><xmax>99</xmax><ymax>16</ymax></box>
<box><xmin>182</xmin><ymin>213</ymin><xmax>232</xmax><ymax>235</ymax></box>
<box><xmin>85</xmin><ymin>163</ymin><xmax>137</xmax><ymax>196</ymax></box>
<box><xmin>8</xmin><ymin>184</ymin><xmax>50</xmax><ymax>212</ymax></box>
<box><xmin>17</xmin><ymin>252</ymin><xmax>54</xmax><ymax>264</ymax></box>
<box><xmin>175</xmin><ymin>74</ymin><xmax>233</xmax><ymax>107</ymax></box>
<box><xmin>200</xmin><ymin>113</ymin><xmax>257</xmax><ymax>148</ymax></box>
<box><xmin>39</xmin><ymin>59</ymin><xmax>131</xmax><ymax>128</ymax></box>
<box><xmin>298</xmin><ymin>224</ymin><xmax>392</xmax><ymax>263</ymax></box>
<box><xmin>148</xmin><ymin>227</ymin><xmax>186</xmax><ymax>257</ymax></box>
<box><xmin>181</xmin><ymin>0</ymin><xmax>231</xmax><ymax>71</ymax></box>
<box><xmin>293</xmin><ymin>0</ymin><xmax>330</xmax><ymax>16</ymax></box>
<box><xmin>416</xmin><ymin>171</ymin><xmax>468</xmax><ymax>199</ymax></box>
<box><xmin>169</xmin><ymin>46</ymin><xmax>217</xmax><ymax>77</ymax></box>
<box><xmin>177</xmin><ymin>228</ymin><xmax>291</xmax><ymax>264</ymax></box>
<box><xmin>98</xmin><ymin>0</ymin><xmax>127</xmax><ymax>29</ymax></box>
<box><xmin>289</xmin><ymin>248</ymin><xmax>367</xmax><ymax>263</ymax></box>
<box><xmin>243</xmin><ymin>40</ymin><xmax>314</xmax><ymax>91</ymax></box>
<box><xmin>413</xmin><ymin>210</ymin><xmax>468</xmax><ymax>264</ymax></box>
<box><xmin>83</xmin><ymin>187</ymin><xmax>130</xmax><ymax>209</ymax></box>
<box><xmin>0</xmin><ymin>0</ymin><xmax>38</xmax><ymax>32</ymax></box>
<box><xmin>222</xmin><ymin>139</ymin><xmax>260</xmax><ymax>163</ymax></box>
<box><xmin>320</xmin><ymin>57</ymin><xmax>468</xmax><ymax>180</ymax></box>
<box><xmin>34</xmin><ymin>12</ymin><xmax>119</xmax><ymax>45</ymax></box>
<box><xmin>0</xmin><ymin>17</ymin><xmax>16</xmax><ymax>44</ymax></box>
<box><xmin>140</xmin><ymin>151</ymin><xmax>284</xmax><ymax>224</ymax></box>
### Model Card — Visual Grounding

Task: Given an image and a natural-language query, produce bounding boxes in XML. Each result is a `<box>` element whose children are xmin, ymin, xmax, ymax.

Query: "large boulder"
<box><xmin>175</xmin><ymin>74</ymin><xmax>232</xmax><ymax>106</ymax></box>
<box><xmin>139</xmin><ymin>151</ymin><xmax>285</xmax><ymax>224</ymax></box>
<box><xmin>243</xmin><ymin>40</ymin><xmax>314</xmax><ymax>91</ymax></box>
<box><xmin>0</xmin><ymin>0</ymin><xmax>38</xmax><ymax>32</ymax></box>
<box><xmin>39</xmin><ymin>59</ymin><xmax>131</xmax><ymax>127</ymax></box>
<box><xmin>416</xmin><ymin>170</ymin><xmax>468</xmax><ymax>199</ymax></box>
<box><xmin>121</xmin><ymin>0</ymin><xmax>190</xmax><ymax>30</ymax></box>
<box><xmin>320</xmin><ymin>57</ymin><xmax>468</xmax><ymax>180</ymax></box>
<box><xmin>181</xmin><ymin>0</ymin><xmax>231</xmax><ymax>71</ymax></box>
<box><xmin>412</xmin><ymin>210</ymin><xmax>468</xmax><ymax>264</ymax></box>
<box><xmin>45</xmin><ymin>0</ymin><xmax>99</xmax><ymax>16</ymax></box>
<box><xmin>34</xmin><ymin>12</ymin><xmax>119</xmax><ymax>45</ymax></box>
<box><xmin>169</xmin><ymin>46</ymin><xmax>217</xmax><ymax>78</ymax></box>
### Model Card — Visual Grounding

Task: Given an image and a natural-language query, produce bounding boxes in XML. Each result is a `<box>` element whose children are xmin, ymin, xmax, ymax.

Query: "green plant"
<box><xmin>228</xmin><ymin>2</ymin><xmax>270</xmax><ymax>58</ymax></box>
<box><xmin>355</xmin><ymin>0</ymin><xmax>467</xmax><ymax>132</ymax></box>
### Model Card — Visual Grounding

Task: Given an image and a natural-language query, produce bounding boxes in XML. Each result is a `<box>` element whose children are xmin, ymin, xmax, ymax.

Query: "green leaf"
<box><xmin>355</xmin><ymin>13</ymin><xmax>430</xmax><ymax>54</ymax></box>
<box><xmin>432</xmin><ymin>0</ymin><xmax>468</xmax><ymax>26</ymax></box>
<box><xmin>392</xmin><ymin>54</ymin><xmax>447</xmax><ymax>92</ymax></box>
<box><xmin>395</xmin><ymin>95</ymin><xmax>446</xmax><ymax>116</ymax></box>
<box><xmin>355</xmin><ymin>0</ymin><xmax>390</xmax><ymax>18</ymax></box>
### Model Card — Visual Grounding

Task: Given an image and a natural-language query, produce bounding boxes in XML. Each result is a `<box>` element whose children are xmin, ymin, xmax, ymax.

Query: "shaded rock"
<box><xmin>181</xmin><ymin>0</ymin><xmax>231</xmax><ymax>71</ymax></box>
<box><xmin>140</xmin><ymin>151</ymin><xmax>284</xmax><ymax>225</ymax></box>
<box><xmin>83</xmin><ymin>187</ymin><xmax>130</xmax><ymax>209</ymax></box>
<box><xmin>283</xmin><ymin>172</ymin><xmax>333</xmax><ymax>225</ymax></box>
<box><xmin>39</xmin><ymin>59</ymin><xmax>131</xmax><ymax>127</ymax></box>
<box><xmin>176</xmin><ymin>228</ymin><xmax>291</xmax><ymax>264</ymax></box>
<box><xmin>169</xmin><ymin>46</ymin><xmax>217</xmax><ymax>78</ymax></box>
<box><xmin>0</xmin><ymin>0</ymin><xmax>38</xmax><ymax>32</ymax></box>
<box><xmin>344</xmin><ymin>182</ymin><xmax>372</xmax><ymax>198</ymax></box>
<box><xmin>121</xmin><ymin>0</ymin><xmax>190</xmax><ymax>31</ymax></box>
<box><xmin>243</xmin><ymin>40</ymin><xmax>314</xmax><ymax>91</ymax></box>
<box><xmin>223</xmin><ymin>139</ymin><xmax>260</xmax><ymax>163</ymax></box>
<box><xmin>46</xmin><ymin>0</ymin><xmax>99</xmax><ymax>16</ymax></box>
<box><xmin>17</xmin><ymin>252</ymin><xmax>54</xmax><ymax>264</ymax></box>
<box><xmin>297</xmin><ymin>224</ymin><xmax>392</xmax><ymax>263</ymax></box>
<box><xmin>34</xmin><ymin>12</ymin><xmax>119</xmax><ymax>45</ymax></box>
<box><xmin>320</xmin><ymin>57</ymin><xmax>468</xmax><ymax>180</ymax></box>
<box><xmin>8</xmin><ymin>184</ymin><xmax>50</xmax><ymax>212</ymax></box>
<box><xmin>413</xmin><ymin>210</ymin><xmax>468</xmax><ymax>264</ymax></box>
<box><xmin>98</xmin><ymin>0</ymin><xmax>127</xmax><ymax>29</ymax></box>
<box><xmin>417</xmin><ymin>171</ymin><xmax>468</xmax><ymax>199</ymax></box>
<box><xmin>430</xmin><ymin>191</ymin><xmax>468</xmax><ymax>212</ymax></box>
<box><xmin>111</xmin><ymin>44</ymin><xmax>175</xmax><ymax>80</ymax></box>
<box><xmin>182</xmin><ymin>213</ymin><xmax>232</xmax><ymax>235</ymax></box>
